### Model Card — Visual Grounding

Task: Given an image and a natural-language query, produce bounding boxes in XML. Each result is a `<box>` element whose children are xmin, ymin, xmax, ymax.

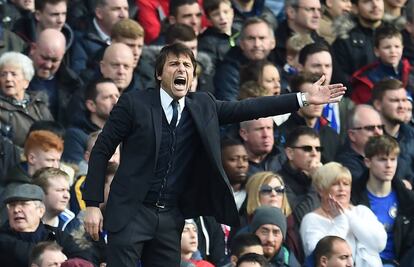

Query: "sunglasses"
<box><xmin>290</xmin><ymin>145</ymin><xmax>323</xmax><ymax>152</ymax></box>
<box><xmin>259</xmin><ymin>184</ymin><xmax>285</xmax><ymax>195</ymax></box>
<box><xmin>352</xmin><ymin>125</ymin><xmax>384</xmax><ymax>132</ymax></box>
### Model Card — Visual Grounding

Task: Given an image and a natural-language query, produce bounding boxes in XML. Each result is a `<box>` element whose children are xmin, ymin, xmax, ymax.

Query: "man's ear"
<box><xmin>85</xmin><ymin>99</ymin><xmax>96</xmax><ymax>113</ymax></box>
<box><xmin>230</xmin><ymin>255</ymin><xmax>238</xmax><ymax>266</ymax></box>
<box><xmin>239</xmin><ymin>128</ymin><xmax>248</xmax><ymax>142</ymax></box>
<box><xmin>364</xmin><ymin>157</ymin><xmax>371</xmax><ymax>168</ymax></box>
<box><xmin>285</xmin><ymin>6</ymin><xmax>296</xmax><ymax>20</ymax></box>
<box><xmin>373</xmin><ymin>99</ymin><xmax>382</xmax><ymax>112</ymax></box>
<box><xmin>320</xmin><ymin>255</ymin><xmax>329</xmax><ymax>267</ymax></box>
<box><xmin>95</xmin><ymin>7</ymin><xmax>103</xmax><ymax>20</ymax></box>
<box><xmin>285</xmin><ymin>147</ymin><xmax>294</xmax><ymax>161</ymax></box>
<box><xmin>34</xmin><ymin>10</ymin><xmax>41</xmax><ymax>22</ymax></box>
<box><xmin>27</xmin><ymin>152</ymin><xmax>36</xmax><ymax>165</ymax></box>
<box><xmin>347</xmin><ymin>129</ymin><xmax>356</xmax><ymax>143</ymax></box>
<box><xmin>168</xmin><ymin>15</ymin><xmax>177</xmax><ymax>25</ymax></box>
<box><xmin>374</xmin><ymin>47</ymin><xmax>380</xmax><ymax>58</ymax></box>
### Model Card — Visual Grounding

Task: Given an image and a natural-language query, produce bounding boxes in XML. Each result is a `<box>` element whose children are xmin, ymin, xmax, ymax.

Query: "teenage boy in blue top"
<box><xmin>351</xmin><ymin>135</ymin><xmax>414</xmax><ymax>266</ymax></box>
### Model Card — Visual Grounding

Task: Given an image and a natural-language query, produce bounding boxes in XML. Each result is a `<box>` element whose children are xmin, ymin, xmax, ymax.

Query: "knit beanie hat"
<box><xmin>250</xmin><ymin>206</ymin><xmax>287</xmax><ymax>239</ymax></box>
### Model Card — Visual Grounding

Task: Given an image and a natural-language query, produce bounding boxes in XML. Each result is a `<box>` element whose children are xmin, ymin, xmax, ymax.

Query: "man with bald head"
<box><xmin>29</xmin><ymin>28</ymin><xmax>83</xmax><ymax>125</ymax></box>
<box><xmin>239</xmin><ymin>117</ymin><xmax>284</xmax><ymax>176</ymax></box>
<box><xmin>100</xmin><ymin>42</ymin><xmax>134</xmax><ymax>92</ymax></box>
<box><xmin>336</xmin><ymin>104</ymin><xmax>383</xmax><ymax>181</ymax></box>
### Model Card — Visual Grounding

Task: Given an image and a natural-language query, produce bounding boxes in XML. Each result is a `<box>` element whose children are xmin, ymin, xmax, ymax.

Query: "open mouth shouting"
<box><xmin>174</xmin><ymin>76</ymin><xmax>187</xmax><ymax>88</ymax></box>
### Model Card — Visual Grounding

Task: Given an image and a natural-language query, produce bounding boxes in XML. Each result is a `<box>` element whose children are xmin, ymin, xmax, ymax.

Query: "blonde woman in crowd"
<box><xmin>300</xmin><ymin>162</ymin><xmax>386</xmax><ymax>267</ymax></box>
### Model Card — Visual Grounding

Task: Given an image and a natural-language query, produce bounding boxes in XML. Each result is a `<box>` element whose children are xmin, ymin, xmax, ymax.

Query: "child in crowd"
<box><xmin>351</xmin><ymin>25</ymin><xmax>411</xmax><ymax>104</ymax></box>
<box><xmin>198</xmin><ymin>0</ymin><xmax>239</xmax><ymax>68</ymax></box>
<box><xmin>181</xmin><ymin>219</ymin><xmax>215</xmax><ymax>267</ymax></box>
<box><xmin>281</xmin><ymin>33</ymin><xmax>314</xmax><ymax>91</ymax></box>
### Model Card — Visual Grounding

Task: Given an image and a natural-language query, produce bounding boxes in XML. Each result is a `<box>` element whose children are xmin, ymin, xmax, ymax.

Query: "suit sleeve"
<box><xmin>214</xmin><ymin>93</ymin><xmax>300</xmax><ymax>125</ymax></box>
<box><xmin>83</xmin><ymin>93</ymin><xmax>135</xmax><ymax>204</ymax></box>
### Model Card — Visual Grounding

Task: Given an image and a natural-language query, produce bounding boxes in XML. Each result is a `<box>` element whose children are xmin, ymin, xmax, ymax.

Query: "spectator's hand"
<box><xmin>306</xmin><ymin>75</ymin><xmax>346</xmax><ymax>105</ymax></box>
<box><xmin>327</xmin><ymin>194</ymin><xmax>345</xmax><ymax>218</ymax></box>
<box><xmin>84</xmin><ymin>207</ymin><xmax>103</xmax><ymax>241</ymax></box>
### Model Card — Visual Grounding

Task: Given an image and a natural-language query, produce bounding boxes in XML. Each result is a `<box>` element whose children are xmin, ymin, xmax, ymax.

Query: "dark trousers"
<box><xmin>106</xmin><ymin>204</ymin><xmax>185</xmax><ymax>267</ymax></box>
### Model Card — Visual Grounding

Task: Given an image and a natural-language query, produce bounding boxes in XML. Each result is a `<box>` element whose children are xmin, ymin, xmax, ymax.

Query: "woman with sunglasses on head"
<box><xmin>300</xmin><ymin>162</ymin><xmax>387</xmax><ymax>267</ymax></box>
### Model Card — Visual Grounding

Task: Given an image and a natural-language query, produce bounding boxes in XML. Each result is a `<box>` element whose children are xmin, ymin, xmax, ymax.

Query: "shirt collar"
<box><xmin>160</xmin><ymin>88</ymin><xmax>186</xmax><ymax>111</ymax></box>
<box><xmin>93</xmin><ymin>18</ymin><xmax>111</xmax><ymax>44</ymax></box>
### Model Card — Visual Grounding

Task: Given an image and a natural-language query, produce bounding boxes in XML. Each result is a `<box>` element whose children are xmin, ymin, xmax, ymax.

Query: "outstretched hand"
<box><xmin>306</xmin><ymin>75</ymin><xmax>346</xmax><ymax>105</ymax></box>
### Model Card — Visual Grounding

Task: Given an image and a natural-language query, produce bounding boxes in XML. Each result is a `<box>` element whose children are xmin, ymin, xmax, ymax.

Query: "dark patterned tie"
<box><xmin>170</xmin><ymin>100</ymin><xmax>178</xmax><ymax>128</ymax></box>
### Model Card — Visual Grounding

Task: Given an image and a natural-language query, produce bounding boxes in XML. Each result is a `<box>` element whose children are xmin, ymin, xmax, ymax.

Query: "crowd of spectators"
<box><xmin>1</xmin><ymin>0</ymin><xmax>414</xmax><ymax>266</ymax></box>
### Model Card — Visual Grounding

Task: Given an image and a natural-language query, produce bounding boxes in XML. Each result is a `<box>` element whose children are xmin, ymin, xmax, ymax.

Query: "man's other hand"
<box><xmin>84</xmin><ymin>207</ymin><xmax>103</xmax><ymax>241</ymax></box>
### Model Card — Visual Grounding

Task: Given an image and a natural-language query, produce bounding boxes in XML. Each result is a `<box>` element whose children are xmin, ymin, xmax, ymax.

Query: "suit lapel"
<box><xmin>151</xmin><ymin>90</ymin><xmax>162</xmax><ymax>169</ymax></box>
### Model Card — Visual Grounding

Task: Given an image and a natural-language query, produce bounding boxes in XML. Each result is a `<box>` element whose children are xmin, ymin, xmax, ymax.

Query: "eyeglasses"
<box><xmin>352</xmin><ymin>125</ymin><xmax>384</xmax><ymax>132</ymax></box>
<box><xmin>290</xmin><ymin>145</ymin><xmax>324</xmax><ymax>152</ymax></box>
<box><xmin>259</xmin><ymin>184</ymin><xmax>285</xmax><ymax>195</ymax></box>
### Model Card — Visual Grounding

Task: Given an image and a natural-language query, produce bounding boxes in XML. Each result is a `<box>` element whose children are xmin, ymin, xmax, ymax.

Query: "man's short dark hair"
<box><xmin>85</xmin><ymin>77</ymin><xmax>116</xmax><ymax>101</ymax></box>
<box><xmin>372</xmin><ymin>78</ymin><xmax>404</xmax><ymax>102</ymax></box>
<box><xmin>28</xmin><ymin>120</ymin><xmax>65</xmax><ymax>139</ymax></box>
<box><xmin>298</xmin><ymin>42</ymin><xmax>330</xmax><ymax>66</ymax></box>
<box><xmin>203</xmin><ymin>0</ymin><xmax>231</xmax><ymax>16</ymax></box>
<box><xmin>285</xmin><ymin>126</ymin><xmax>319</xmax><ymax>148</ymax></box>
<box><xmin>30</xmin><ymin>241</ymin><xmax>63</xmax><ymax>266</ymax></box>
<box><xmin>289</xmin><ymin>72</ymin><xmax>320</xmax><ymax>93</ymax></box>
<box><xmin>236</xmin><ymin>253</ymin><xmax>268</xmax><ymax>267</ymax></box>
<box><xmin>364</xmin><ymin>135</ymin><xmax>400</xmax><ymax>159</ymax></box>
<box><xmin>221</xmin><ymin>137</ymin><xmax>244</xmax><ymax>151</ymax></box>
<box><xmin>166</xmin><ymin>23</ymin><xmax>197</xmax><ymax>44</ymax></box>
<box><xmin>169</xmin><ymin>0</ymin><xmax>199</xmax><ymax>17</ymax></box>
<box><xmin>35</xmin><ymin>0</ymin><xmax>67</xmax><ymax>11</ymax></box>
<box><xmin>230</xmin><ymin>233</ymin><xmax>262</xmax><ymax>258</ymax></box>
<box><xmin>374</xmin><ymin>24</ymin><xmax>402</xmax><ymax>47</ymax></box>
<box><xmin>154</xmin><ymin>42</ymin><xmax>197</xmax><ymax>83</ymax></box>
<box><xmin>314</xmin><ymin>236</ymin><xmax>347</xmax><ymax>265</ymax></box>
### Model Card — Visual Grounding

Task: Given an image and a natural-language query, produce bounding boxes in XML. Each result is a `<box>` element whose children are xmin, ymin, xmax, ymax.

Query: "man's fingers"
<box><xmin>315</xmin><ymin>75</ymin><xmax>325</xmax><ymax>86</ymax></box>
<box><xmin>85</xmin><ymin>220</ymin><xmax>100</xmax><ymax>241</ymax></box>
<box><xmin>84</xmin><ymin>207</ymin><xmax>103</xmax><ymax>241</ymax></box>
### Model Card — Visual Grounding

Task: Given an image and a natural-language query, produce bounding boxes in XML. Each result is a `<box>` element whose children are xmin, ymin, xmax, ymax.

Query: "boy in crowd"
<box><xmin>181</xmin><ymin>219</ymin><xmax>215</xmax><ymax>267</ymax></box>
<box><xmin>351</xmin><ymin>135</ymin><xmax>414</xmax><ymax>265</ymax></box>
<box><xmin>351</xmin><ymin>24</ymin><xmax>411</xmax><ymax>104</ymax></box>
<box><xmin>32</xmin><ymin>167</ymin><xmax>80</xmax><ymax>233</ymax></box>
<box><xmin>199</xmin><ymin>0</ymin><xmax>239</xmax><ymax>69</ymax></box>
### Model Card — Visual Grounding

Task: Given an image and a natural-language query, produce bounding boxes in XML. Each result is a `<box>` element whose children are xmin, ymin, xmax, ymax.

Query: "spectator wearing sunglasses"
<box><xmin>229</xmin><ymin>172</ymin><xmax>291</xmax><ymax>243</ymax></box>
<box><xmin>244</xmin><ymin>171</ymin><xmax>306</xmax><ymax>264</ymax></box>
<box><xmin>300</xmin><ymin>162</ymin><xmax>386</xmax><ymax>267</ymax></box>
<box><xmin>279</xmin><ymin>126</ymin><xmax>321</xmax><ymax>226</ymax></box>
<box><xmin>276</xmin><ymin>72</ymin><xmax>340</xmax><ymax>163</ymax></box>
<box><xmin>336</xmin><ymin>104</ymin><xmax>384</xmax><ymax>182</ymax></box>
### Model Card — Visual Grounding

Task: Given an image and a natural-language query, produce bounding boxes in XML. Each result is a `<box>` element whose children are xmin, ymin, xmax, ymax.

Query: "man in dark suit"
<box><xmin>82</xmin><ymin>43</ymin><xmax>345</xmax><ymax>267</ymax></box>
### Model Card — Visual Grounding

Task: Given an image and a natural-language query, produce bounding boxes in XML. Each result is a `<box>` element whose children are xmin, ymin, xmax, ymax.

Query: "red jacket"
<box><xmin>350</xmin><ymin>58</ymin><xmax>411</xmax><ymax>104</ymax></box>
